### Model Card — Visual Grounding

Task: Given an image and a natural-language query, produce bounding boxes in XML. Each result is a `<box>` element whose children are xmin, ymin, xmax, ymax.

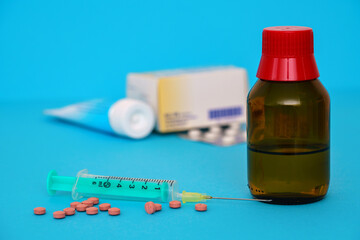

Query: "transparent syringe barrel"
<box><xmin>72</xmin><ymin>169</ymin><xmax>179</xmax><ymax>202</ymax></box>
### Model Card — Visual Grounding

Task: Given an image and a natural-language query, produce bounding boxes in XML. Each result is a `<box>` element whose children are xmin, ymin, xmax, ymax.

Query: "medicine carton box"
<box><xmin>126</xmin><ymin>66</ymin><xmax>249</xmax><ymax>133</ymax></box>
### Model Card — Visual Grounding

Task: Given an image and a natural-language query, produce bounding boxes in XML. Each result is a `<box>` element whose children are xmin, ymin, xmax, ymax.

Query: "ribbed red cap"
<box><xmin>256</xmin><ymin>26</ymin><xmax>320</xmax><ymax>81</ymax></box>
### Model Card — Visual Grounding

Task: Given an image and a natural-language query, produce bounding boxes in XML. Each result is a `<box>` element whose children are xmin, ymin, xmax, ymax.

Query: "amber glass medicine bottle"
<box><xmin>247</xmin><ymin>26</ymin><xmax>330</xmax><ymax>204</ymax></box>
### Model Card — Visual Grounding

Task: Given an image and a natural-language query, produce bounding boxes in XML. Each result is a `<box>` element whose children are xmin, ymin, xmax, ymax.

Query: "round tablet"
<box><xmin>155</xmin><ymin>204</ymin><xmax>162</xmax><ymax>211</ymax></box>
<box><xmin>195</xmin><ymin>203</ymin><xmax>207</xmax><ymax>212</ymax></box>
<box><xmin>188</xmin><ymin>129</ymin><xmax>201</xmax><ymax>140</ymax></box>
<box><xmin>34</xmin><ymin>207</ymin><xmax>46</xmax><ymax>215</ymax></box>
<box><xmin>225</xmin><ymin>128</ymin><xmax>238</xmax><ymax>136</ymax></box>
<box><xmin>76</xmin><ymin>204</ymin><xmax>87</xmax><ymax>212</ymax></box>
<box><xmin>70</xmin><ymin>202</ymin><xmax>81</xmax><ymax>208</ymax></box>
<box><xmin>63</xmin><ymin>207</ymin><xmax>75</xmax><ymax>216</ymax></box>
<box><xmin>144</xmin><ymin>202</ymin><xmax>156</xmax><ymax>214</ymax></box>
<box><xmin>210</xmin><ymin>126</ymin><xmax>221</xmax><ymax>134</ymax></box>
<box><xmin>53</xmin><ymin>211</ymin><xmax>65</xmax><ymax>219</ymax></box>
<box><xmin>99</xmin><ymin>203</ymin><xmax>111</xmax><ymax>211</ymax></box>
<box><xmin>204</xmin><ymin>132</ymin><xmax>218</xmax><ymax>142</ymax></box>
<box><xmin>86</xmin><ymin>207</ymin><xmax>98</xmax><ymax>215</ymax></box>
<box><xmin>82</xmin><ymin>200</ymin><xmax>93</xmax><ymax>207</ymax></box>
<box><xmin>229</xmin><ymin>122</ymin><xmax>240</xmax><ymax>130</ymax></box>
<box><xmin>222</xmin><ymin>135</ymin><xmax>236</xmax><ymax>145</ymax></box>
<box><xmin>87</xmin><ymin>197</ymin><xmax>99</xmax><ymax>205</ymax></box>
<box><xmin>169</xmin><ymin>200</ymin><xmax>181</xmax><ymax>209</ymax></box>
<box><xmin>108</xmin><ymin>207</ymin><xmax>120</xmax><ymax>216</ymax></box>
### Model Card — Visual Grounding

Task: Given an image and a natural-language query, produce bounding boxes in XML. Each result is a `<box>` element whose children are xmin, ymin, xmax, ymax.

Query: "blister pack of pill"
<box><xmin>178</xmin><ymin>122</ymin><xmax>246</xmax><ymax>146</ymax></box>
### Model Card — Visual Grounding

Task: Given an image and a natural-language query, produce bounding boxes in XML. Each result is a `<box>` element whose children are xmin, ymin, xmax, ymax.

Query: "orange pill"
<box><xmin>195</xmin><ymin>203</ymin><xmax>207</xmax><ymax>212</ymax></box>
<box><xmin>87</xmin><ymin>197</ymin><xmax>99</xmax><ymax>205</ymax></box>
<box><xmin>144</xmin><ymin>202</ymin><xmax>156</xmax><ymax>214</ymax></box>
<box><xmin>108</xmin><ymin>207</ymin><xmax>120</xmax><ymax>216</ymax></box>
<box><xmin>155</xmin><ymin>204</ymin><xmax>162</xmax><ymax>211</ymax></box>
<box><xmin>76</xmin><ymin>203</ymin><xmax>87</xmax><ymax>212</ymax></box>
<box><xmin>82</xmin><ymin>200</ymin><xmax>93</xmax><ymax>207</ymax></box>
<box><xmin>34</xmin><ymin>207</ymin><xmax>46</xmax><ymax>215</ymax></box>
<box><xmin>53</xmin><ymin>211</ymin><xmax>65</xmax><ymax>219</ymax></box>
<box><xmin>70</xmin><ymin>202</ymin><xmax>81</xmax><ymax>208</ymax></box>
<box><xmin>169</xmin><ymin>200</ymin><xmax>181</xmax><ymax>209</ymax></box>
<box><xmin>99</xmin><ymin>203</ymin><xmax>111</xmax><ymax>211</ymax></box>
<box><xmin>63</xmin><ymin>207</ymin><xmax>76</xmax><ymax>216</ymax></box>
<box><xmin>86</xmin><ymin>207</ymin><xmax>98</xmax><ymax>215</ymax></box>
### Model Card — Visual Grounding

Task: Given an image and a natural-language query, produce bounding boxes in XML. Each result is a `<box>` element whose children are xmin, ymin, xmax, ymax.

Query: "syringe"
<box><xmin>47</xmin><ymin>169</ymin><xmax>271</xmax><ymax>203</ymax></box>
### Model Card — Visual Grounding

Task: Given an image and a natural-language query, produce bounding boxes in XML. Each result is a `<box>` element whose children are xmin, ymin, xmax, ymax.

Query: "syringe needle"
<box><xmin>208</xmin><ymin>196</ymin><xmax>272</xmax><ymax>202</ymax></box>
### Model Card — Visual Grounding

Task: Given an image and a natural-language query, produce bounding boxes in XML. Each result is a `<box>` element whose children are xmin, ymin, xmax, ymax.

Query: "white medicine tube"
<box><xmin>44</xmin><ymin>98</ymin><xmax>155</xmax><ymax>139</ymax></box>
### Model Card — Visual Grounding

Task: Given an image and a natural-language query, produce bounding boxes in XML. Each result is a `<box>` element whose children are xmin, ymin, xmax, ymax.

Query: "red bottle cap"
<box><xmin>256</xmin><ymin>26</ymin><xmax>319</xmax><ymax>81</ymax></box>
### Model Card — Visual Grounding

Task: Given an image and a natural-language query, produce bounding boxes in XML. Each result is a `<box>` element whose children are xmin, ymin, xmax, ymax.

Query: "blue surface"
<box><xmin>1</xmin><ymin>90</ymin><xmax>359</xmax><ymax>239</ymax></box>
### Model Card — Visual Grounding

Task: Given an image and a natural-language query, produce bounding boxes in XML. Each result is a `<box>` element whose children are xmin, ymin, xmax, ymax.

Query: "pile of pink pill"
<box><xmin>34</xmin><ymin>198</ymin><xmax>207</xmax><ymax>219</ymax></box>
<box><xmin>34</xmin><ymin>197</ymin><xmax>121</xmax><ymax>219</ymax></box>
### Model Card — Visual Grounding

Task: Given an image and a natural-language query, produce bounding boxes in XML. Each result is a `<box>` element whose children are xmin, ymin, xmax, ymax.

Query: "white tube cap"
<box><xmin>108</xmin><ymin>99</ymin><xmax>155</xmax><ymax>139</ymax></box>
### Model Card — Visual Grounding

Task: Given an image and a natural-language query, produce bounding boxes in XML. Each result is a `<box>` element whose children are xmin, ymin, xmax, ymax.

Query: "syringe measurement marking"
<box><xmin>95</xmin><ymin>181</ymin><xmax>111</xmax><ymax>188</ymax></box>
<box><xmin>90</xmin><ymin>175</ymin><xmax>174</xmax><ymax>192</ymax></box>
<box><xmin>117</xmin><ymin>180</ymin><xmax>122</xmax><ymax>188</ymax></box>
<box><xmin>90</xmin><ymin>175</ymin><xmax>175</xmax><ymax>186</ymax></box>
<box><xmin>93</xmin><ymin>180</ymin><xmax>162</xmax><ymax>191</ymax></box>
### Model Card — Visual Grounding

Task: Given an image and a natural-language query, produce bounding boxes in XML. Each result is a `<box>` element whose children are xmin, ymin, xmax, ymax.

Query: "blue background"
<box><xmin>1</xmin><ymin>0</ymin><xmax>359</xmax><ymax>239</ymax></box>
<box><xmin>1</xmin><ymin>0</ymin><xmax>360</xmax><ymax>100</ymax></box>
